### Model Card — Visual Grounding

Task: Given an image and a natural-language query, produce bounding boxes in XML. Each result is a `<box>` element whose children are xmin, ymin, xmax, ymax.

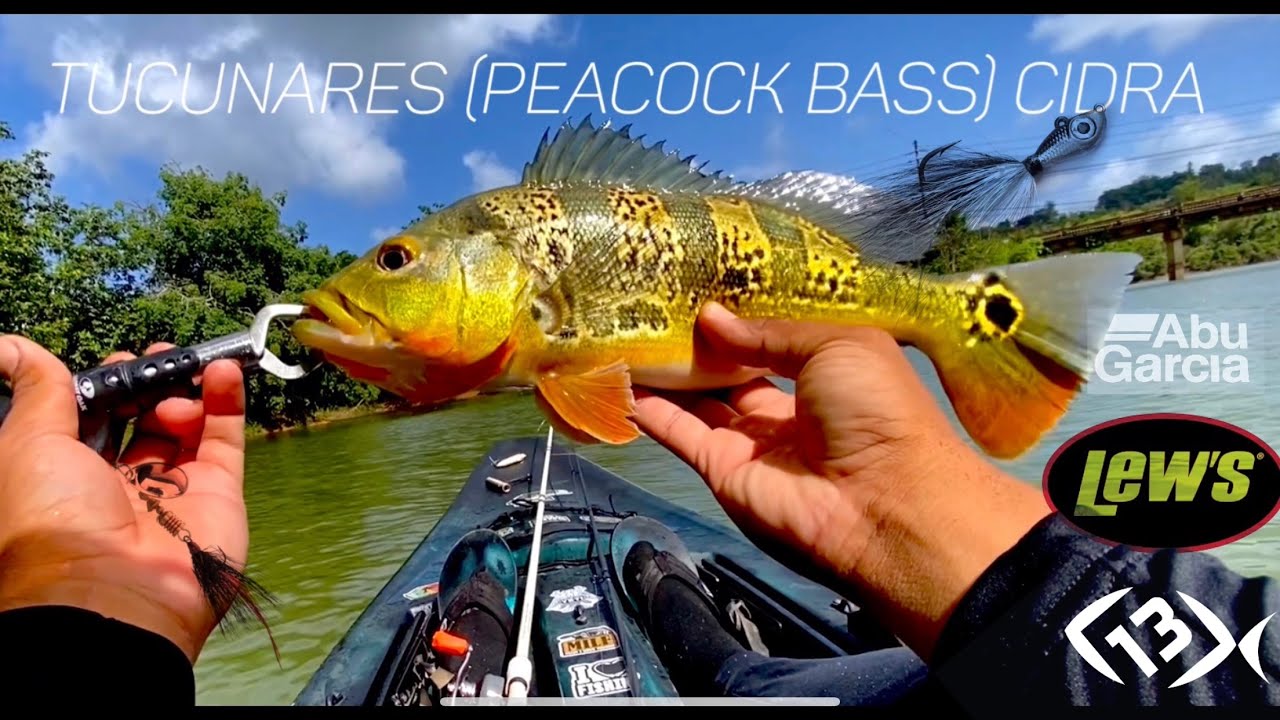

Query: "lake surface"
<box><xmin>193</xmin><ymin>261</ymin><xmax>1280</xmax><ymax>705</ymax></box>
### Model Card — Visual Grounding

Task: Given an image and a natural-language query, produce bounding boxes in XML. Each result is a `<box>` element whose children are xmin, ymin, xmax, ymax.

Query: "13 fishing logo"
<box><xmin>1089</xmin><ymin>310</ymin><xmax>1264</xmax><ymax>394</ymax></box>
<box><xmin>1066</xmin><ymin>587</ymin><xmax>1275</xmax><ymax>688</ymax></box>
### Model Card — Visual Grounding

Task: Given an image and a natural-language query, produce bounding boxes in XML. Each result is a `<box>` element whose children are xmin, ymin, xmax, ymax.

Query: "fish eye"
<box><xmin>1072</xmin><ymin>119</ymin><xmax>1096</xmax><ymax>138</ymax></box>
<box><xmin>377</xmin><ymin>242</ymin><xmax>413</xmax><ymax>272</ymax></box>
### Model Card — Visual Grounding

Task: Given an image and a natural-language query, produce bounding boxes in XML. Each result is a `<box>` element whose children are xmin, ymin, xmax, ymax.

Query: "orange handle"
<box><xmin>432</xmin><ymin>629</ymin><xmax>470</xmax><ymax>657</ymax></box>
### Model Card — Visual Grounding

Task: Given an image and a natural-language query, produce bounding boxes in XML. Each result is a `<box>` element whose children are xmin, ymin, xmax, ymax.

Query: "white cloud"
<box><xmin>461</xmin><ymin>149</ymin><xmax>519</xmax><ymax>191</ymax></box>
<box><xmin>1</xmin><ymin>14</ymin><xmax>554</xmax><ymax>201</ymax></box>
<box><xmin>1043</xmin><ymin>103</ymin><xmax>1280</xmax><ymax>209</ymax></box>
<box><xmin>732</xmin><ymin>121</ymin><xmax>788</xmax><ymax>180</ymax></box>
<box><xmin>369</xmin><ymin>225</ymin><xmax>402</xmax><ymax>242</ymax></box>
<box><xmin>1029</xmin><ymin>14</ymin><xmax>1267</xmax><ymax>53</ymax></box>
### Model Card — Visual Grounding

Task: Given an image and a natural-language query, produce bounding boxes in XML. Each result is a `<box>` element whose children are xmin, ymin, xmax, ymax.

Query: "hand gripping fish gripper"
<box><xmin>0</xmin><ymin>303</ymin><xmax>315</xmax><ymax>459</ymax></box>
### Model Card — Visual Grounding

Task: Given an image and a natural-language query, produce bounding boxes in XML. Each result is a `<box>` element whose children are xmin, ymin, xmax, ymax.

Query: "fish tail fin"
<box><xmin>922</xmin><ymin>252</ymin><xmax>1141</xmax><ymax>459</ymax></box>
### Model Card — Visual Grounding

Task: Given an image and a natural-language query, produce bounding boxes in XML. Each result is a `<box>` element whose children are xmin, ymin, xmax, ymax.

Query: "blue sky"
<box><xmin>2</xmin><ymin>14</ymin><xmax>1279</xmax><ymax>257</ymax></box>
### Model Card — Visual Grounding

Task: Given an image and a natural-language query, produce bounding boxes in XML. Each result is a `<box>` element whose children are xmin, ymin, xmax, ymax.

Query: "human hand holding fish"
<box><xmin>290</xmin><ymin>106</ymin><xmax>1140</xmax><ymax>462</ymax></box>
<box><xmin>0</xmin><ymin>106</ymin><xmax>1138</xmax><ymax>688</ymax></box>
<box><xmin>628</xmin><ymin>300</ymin><xmax>1053</xmax><ymax>663</ymax></box>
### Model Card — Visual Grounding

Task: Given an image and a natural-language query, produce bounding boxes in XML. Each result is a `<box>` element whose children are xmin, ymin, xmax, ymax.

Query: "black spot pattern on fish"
<box><xmin>476</xmin><ymin>188</ymin><xmax>577</xmax><ymax>284</ymax></box>
<box><xmin>787</xmin><ymin>213</ymin><xmax>863</xmax><ymax>305</ymax></box>
<box><xmin>984</xmin><ymin>294</ymin><xmax>1018</xmax><ymax>333</ymax></box>
<box><xmin>614</xmin><ymin>299</ymin><xmax>670</xmax><ymax>334</ymax></box>
<box><xmin>955</xmin><ymin>275</ymin><xmax>1024</xmax><ymax>344</ymax></box>
<box><xmin>705</xmin><ymin>197</ymin><xmax>773</xmax><ymax>311</ymax></box>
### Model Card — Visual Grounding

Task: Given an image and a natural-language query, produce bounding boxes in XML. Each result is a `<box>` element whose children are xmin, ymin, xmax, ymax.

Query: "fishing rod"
<box><xmin>505</xmin><ymin>424</ymin><xmax>556</xmax><ymax>700</ymax></box>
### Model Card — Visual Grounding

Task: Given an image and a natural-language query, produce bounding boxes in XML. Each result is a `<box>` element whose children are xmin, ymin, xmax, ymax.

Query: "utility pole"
<box><xmin>913</xmin><ymin>140</ymin><xmax>927</xmax><ymax>222</ymax></box>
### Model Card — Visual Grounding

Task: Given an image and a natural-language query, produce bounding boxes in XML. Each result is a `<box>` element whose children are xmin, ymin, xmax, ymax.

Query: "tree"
<box><xmin>0</xmin><ymin>120</ymin><xmax>387</xmax><ymax>431</ymax></box>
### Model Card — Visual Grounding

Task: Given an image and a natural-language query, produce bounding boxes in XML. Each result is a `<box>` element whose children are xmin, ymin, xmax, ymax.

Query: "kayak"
<box><xmin>293</xmin><ymin>433</ymin><xmax>907</xmax><ymax>706</ymax></box>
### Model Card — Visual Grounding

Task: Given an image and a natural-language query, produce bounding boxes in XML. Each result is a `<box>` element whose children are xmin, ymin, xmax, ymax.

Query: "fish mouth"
<box><xmin>293</xmin><ymin>288</ymin><xmax>448</xmax><ymax>402</ymax></box>
<box><xmin>292</xmin><ymin>288</ymin><xmax>394</xmax><ymax>356</ymax></box>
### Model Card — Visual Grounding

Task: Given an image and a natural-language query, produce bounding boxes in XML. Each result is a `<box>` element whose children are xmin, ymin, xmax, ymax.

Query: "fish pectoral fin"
<box><xmin>534</xmin><ymin>362</ymin><xmax>640</xmax><ymax>445</ymax></box>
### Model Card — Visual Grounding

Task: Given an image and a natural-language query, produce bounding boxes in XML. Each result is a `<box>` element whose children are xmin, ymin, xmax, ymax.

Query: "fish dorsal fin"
<box><xmin>522</xmin><ymin>116</ymin><xmax>740</xmax><ymax>193</ymax></box>
<box><xmin>729</xmin><ymin>170</ymin><xmax>934</xmax><ymax>263</ymax></box>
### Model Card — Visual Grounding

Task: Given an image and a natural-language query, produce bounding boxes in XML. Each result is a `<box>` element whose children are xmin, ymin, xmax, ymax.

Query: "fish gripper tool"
<box><xmin>0</xmin><ymin>303</ymin><xmax>315</xmax><ymax>460</ymax></box>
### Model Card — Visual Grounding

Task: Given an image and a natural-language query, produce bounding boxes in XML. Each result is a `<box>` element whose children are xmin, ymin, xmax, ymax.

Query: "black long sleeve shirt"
<box><xmin>1</xmin><ymin>513</ymin><xmax>1276</xmax><ymax>709</ymax></box>
<box><xmin>929</xmin><ymin>513</ymin><xmax>1280</xmax><ymax>712</ymax></box>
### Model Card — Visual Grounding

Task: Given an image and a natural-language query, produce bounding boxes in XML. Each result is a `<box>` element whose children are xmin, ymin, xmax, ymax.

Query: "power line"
<box><xmin>824</xmin><ymin>95</ymin><xmax>1280</xmax><ymax>181</ymax></box>
<box><xmin>1036</xmin><ymin>132</ymin><xmax>1280</xmax><ymax>177</ymax></box>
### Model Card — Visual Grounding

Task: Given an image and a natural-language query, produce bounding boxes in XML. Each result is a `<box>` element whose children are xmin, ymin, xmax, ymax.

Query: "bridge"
<box><xmin>1035</xmin><ymin>184</ymin><xmax>1280</xmax><ymax>280</ymax></box>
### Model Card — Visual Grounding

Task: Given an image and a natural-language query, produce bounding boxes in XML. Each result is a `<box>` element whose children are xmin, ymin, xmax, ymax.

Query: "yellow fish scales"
<box><xmin>291</xmin><ymin>116</ymin><xmax>1139</xmax><ymax>460</ymax></box>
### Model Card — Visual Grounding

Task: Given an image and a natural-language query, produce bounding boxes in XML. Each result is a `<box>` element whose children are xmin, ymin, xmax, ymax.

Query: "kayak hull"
<box><xmin>294</xmin><ymin>435</ymin><xmax>905</xmax><ymax>706</ymax></box>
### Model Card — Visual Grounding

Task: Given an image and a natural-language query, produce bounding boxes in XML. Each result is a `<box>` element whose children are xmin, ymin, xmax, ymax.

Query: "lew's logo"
<box><xmin>1043</xmin><ymin>414</ymin><xmax>1280</xmax><ymax>551</ymax></box>
<box><xmin>1090</xmin><ymin>312</ymin><xmax>1260</xmax><ymax>393</ymax></box>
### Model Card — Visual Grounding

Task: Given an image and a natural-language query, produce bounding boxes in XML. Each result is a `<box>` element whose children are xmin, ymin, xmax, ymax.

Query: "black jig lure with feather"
<box><xmin>123</xmin><ymin>462</ymin><xmax>282</xmax><ymax>665</ymax></box>
<box><xmin>735</xmin><ymin>104</ymin><xmax>1109</xmax><ymax>263</ymax></box>
<box><xmin>858</xmin><ymin>103</ymin><xmax>1108</xmax><ymax>259</ymax></box>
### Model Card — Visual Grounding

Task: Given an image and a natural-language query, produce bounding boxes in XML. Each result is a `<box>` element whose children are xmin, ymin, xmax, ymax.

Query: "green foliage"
<box><xmin>919</xmin><ymin>214</ymin><xmax>1050</xmax><ymax>275</ymax></box>
<box><xmin>0</xmin><ymin>120</ymin><xmax>388</xmax><ymax>431</ymax></box>
<box><xmin>1096</xmin><ymin>153</ymin><xmax>1279</xmax><ymax>212</ymax></box>
<box><xmin>924</xmin><ymin>149</ymin><xmax>1280</xmax><ymax>280</ymax></box>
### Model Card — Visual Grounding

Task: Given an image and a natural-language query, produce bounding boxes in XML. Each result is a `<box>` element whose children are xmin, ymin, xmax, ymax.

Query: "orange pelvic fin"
<box><xmin>534</xmin><ymin>361</ymin><xmax>640</xmax><ymax>445</ymax></box>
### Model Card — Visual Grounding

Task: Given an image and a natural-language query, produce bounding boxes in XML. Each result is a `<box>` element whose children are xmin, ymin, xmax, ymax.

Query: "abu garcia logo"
<box><xmin>1094</xmin><ymin>313</ymin><xmax>1250</xmax><ymax>385</ymax></box>
<box><xmin>1043</xmin><ymin>413</ymin><xmax>1280</xmax><ymax>551</ymax></box>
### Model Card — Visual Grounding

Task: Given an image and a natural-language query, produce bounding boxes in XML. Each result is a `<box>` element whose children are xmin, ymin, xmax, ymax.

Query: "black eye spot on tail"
<box><xmin>984</xmin><ymin>294</ymin><xmax>1018</xmax><ymax>333</ymax></box>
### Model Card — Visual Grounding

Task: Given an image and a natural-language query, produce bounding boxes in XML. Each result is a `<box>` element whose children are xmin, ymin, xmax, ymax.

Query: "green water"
<box><xmin>193</xmin><ymin>261</ymin><xmax>1280</xmax><ymax>705</ymax></box>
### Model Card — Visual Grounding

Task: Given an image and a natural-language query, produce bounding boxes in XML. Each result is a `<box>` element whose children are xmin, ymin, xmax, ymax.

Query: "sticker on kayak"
<box><xmin>557</xmin><ymin>625</ymin><xmax>620</xmax><ymax>658</ymax></box>
<box><xmin>402</xmin><ymin>582</ymin><xmax>439</xmax><ymax>602</ymax></box>
<box><xmin>568</xmin><ymin>657</ymin><xmax>630</xmax><ymax>698</ymax></box>
<box><xmin>547</xmin><ymin>585</ymin><xmax>602</xmax><ymax>614</ymax></box>
<box><xmin>544</xmin><ymin>513</ymin><xmax>572</xmax><ymax>523</ymax></box>
<box><xmin>506</xmin><ymin>488</ymin><xmax>572</xmax><ymax>507</ymax></box>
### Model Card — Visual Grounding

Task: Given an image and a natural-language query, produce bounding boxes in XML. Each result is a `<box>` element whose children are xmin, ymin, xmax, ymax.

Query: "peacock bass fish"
<box><xmin>291</xmin><ymin>110</ymin><xmax>1140</xmax><ymax>460</ymax></box>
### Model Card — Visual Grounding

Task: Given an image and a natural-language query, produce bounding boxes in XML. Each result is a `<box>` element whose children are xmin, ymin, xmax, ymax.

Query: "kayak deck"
<box><xmin>294</xmin><ymin>435</ymin><xmax>904</xmax><ymax>705</ymax></box>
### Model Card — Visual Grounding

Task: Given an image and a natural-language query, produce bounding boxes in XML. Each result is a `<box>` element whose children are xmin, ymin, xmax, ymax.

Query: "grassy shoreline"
<box><xmin>244</xmin><ymin>386</ymin><xmax>533</xmax><ymax>439</ymax></box>
<box><xmin>244</xmin><ymin>403</ymin><xmax>400</xmax><ymax>438</ymax></box>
